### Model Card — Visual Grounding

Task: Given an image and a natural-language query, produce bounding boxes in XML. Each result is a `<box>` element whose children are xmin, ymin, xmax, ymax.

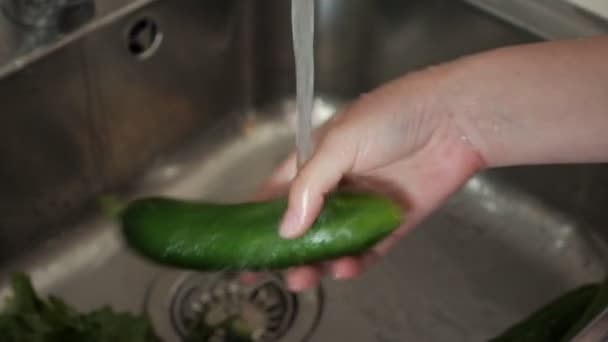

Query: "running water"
<box><xmin>291</xmin><ymin>0</ymin><xmax>315</xmax><ymax>170</ymax></box>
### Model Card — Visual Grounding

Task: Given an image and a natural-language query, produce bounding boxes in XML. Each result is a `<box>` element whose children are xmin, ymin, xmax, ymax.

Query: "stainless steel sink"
<box><xmin>1</xmin><ymin>0</ymin><xmax>608</xmax><ymax>341</ymax></box>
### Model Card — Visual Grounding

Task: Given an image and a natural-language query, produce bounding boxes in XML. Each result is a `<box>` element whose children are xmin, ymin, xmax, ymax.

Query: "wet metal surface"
<box><xmin>0</xmin><ymin>99</ymin><xmax>606</xmax><ymax>341</ymax></box>
<box><xmin>0</xmin><ymin>1</ymin><xmax>608</xmax><ymax>341</ymax></box>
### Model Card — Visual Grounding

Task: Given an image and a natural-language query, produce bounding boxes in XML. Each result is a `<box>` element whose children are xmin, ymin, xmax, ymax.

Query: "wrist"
<box><xmin>429</xmin><ymin>46</ymin><xmax>521</xmax><ymax>170</ymax></box>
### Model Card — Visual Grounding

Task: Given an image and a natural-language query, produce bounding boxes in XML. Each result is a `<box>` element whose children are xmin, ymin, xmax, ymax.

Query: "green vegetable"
<box><xmin>120</xmin><ymin>190</ymin><xmax>403</xmax><ymax>271</ymax></box>
<box><xmin>489</xmin><ymin>283</ymin><xmax>600</xmax><ymax>342</ymax></box>
<box><xmin>0</xmin><ymin>272</ymin><xmax>161</xmax><ymax>342</ymax></box>
<box><xmin>185</xmin><ymin>315</ymin><xmax>254</xmax><ymax>342</ymax></box>
<box><xmin>561</xmin><ymin>276</ymin><xmax>608</xmax><ymax>341</ymax></box>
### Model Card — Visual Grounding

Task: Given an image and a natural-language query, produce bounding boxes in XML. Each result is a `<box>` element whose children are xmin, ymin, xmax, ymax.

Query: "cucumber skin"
<box><xmin>560</xmin><ymin>277</ymin><xmax>608</xmax><ymax>341</ymax></box>
<box><xmin>121</xmin><ymin>191</ymin><xmax>403</xmax><ymax>271</ymax></box>
<box><xmin>488</xmin><ymin>283</ymin><xmax>600</xmax><ymax>342</ymax></box>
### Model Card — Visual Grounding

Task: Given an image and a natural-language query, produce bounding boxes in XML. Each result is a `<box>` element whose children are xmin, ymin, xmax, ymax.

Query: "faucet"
<box><xmin>3</xmin><ymin>0</ymin><xmax>95</xmax><ymax>32</ymax></box>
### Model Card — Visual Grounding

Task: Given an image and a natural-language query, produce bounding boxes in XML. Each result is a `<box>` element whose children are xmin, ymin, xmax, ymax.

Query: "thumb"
<box><xmin>279</xmin><ymin>129</ymin><xmax>358</xmax><ymax>239</ymax></box>
<box><xmin>254</xmin><ymin>153</ymin><xmax>297</xmax><ymax>201</ymax></box>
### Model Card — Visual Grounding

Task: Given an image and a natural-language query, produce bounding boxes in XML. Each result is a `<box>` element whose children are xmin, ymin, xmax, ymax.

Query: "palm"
<box><xmin>247</xmin><ymin>72</ymin><xmax>485</xmax><ymax>291</ymax></box>
<box><xmin>250</xmin><ymin>127</ymin><xmax>482</xmax><ymax>291</ymax></box>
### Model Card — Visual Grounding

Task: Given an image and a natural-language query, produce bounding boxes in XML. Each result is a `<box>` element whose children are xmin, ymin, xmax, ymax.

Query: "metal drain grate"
<box><xmin>172</xmin><ymin>272</ymin><xmax>295</xmax><ymax>341</ymax></box>
<box><xmin>145</xmin><ymin>270</ymin><xmax>323</xmax><ymax>342</ymax></box>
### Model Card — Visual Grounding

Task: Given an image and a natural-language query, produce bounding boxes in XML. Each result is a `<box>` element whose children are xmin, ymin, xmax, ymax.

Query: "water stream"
<box><xmin>291</xmin><ymin>0</ymin><xmax>315</xmax><ymax>170</ymax></box>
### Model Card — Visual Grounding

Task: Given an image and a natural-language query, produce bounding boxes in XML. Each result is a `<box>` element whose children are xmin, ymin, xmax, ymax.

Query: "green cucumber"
<box><xmin>119</xmin><ymin>190</ymin><xmax>403</xmax><ymax>271</ymax></box>
<box><xmin>560</xmin><ymin>276</ymin><xmax>608</xmax><ymax>341</ymax></box>
<box><xmin>488</xmin><ymin>283</ymin><xmax>600</xmax><ymax>342</ymax></box>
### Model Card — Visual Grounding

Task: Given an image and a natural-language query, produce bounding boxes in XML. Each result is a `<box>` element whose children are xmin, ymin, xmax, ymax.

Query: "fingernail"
<box><xmin>280</xmin><ymin>210</ymin><xmax>302</xmax><ymax>239</ymax></box>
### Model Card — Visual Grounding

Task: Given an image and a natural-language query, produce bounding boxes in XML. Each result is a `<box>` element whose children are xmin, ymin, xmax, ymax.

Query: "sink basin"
<box><xmin>1</xmin><ymin>0</ymin><xmax>608</xmax><ymax>341</ymax></box>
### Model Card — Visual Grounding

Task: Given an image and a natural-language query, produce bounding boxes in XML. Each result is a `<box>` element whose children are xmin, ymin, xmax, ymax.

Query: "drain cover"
<box><xmin>145</xmin><ymin>270</ymin><xmax>323</xmax><ymax>342</ymax></box>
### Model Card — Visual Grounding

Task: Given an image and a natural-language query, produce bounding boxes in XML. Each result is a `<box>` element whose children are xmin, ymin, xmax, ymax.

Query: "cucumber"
<box><xmin>560</xmin><ymin>276</ymin><xmax>608</xmax><ymax>341</ymax></box>
<box><xmin>119</xmin><ymin>190</ymin><xmax>403</xmax><ymax>271</ymax></box>
<box><xmin>488</xmin><ymin>283</ymin><xmax>600</xmax><ymax>342</ymax></box>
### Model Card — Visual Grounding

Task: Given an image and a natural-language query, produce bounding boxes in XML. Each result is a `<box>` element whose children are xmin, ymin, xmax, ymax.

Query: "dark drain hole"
<box><xmin>126</xmin><ymin>17</ymin><xmax>162</xmax><ymax>59</ymax></box>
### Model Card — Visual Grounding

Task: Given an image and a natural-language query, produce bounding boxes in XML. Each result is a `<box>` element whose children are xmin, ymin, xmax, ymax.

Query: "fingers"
<box><xmin>239</xmin><ymin>267</ymin><xmax>322</xmax><ymax>292</ymax></box>
<box><xmin>254</xmin><ymin>116</ymin><xmax>340</xmax><ymax>202</ymax></box>
<box><xmin>330</xmin><ymin>256</ymin><xmax>364</xmax><ymax>280</ymax></box>
<box><xmin>285</xmin><ymin>265</ymin><xmax>323</xmax><ymax>292</ymax></box>
<box><xmin>279</xmin><ymin>130</ymin><xmax>358</xmax><ymax>239</ymax></box>
<box><xmin>372</xmin><ymin>224</ymin><xmax>412</xmax><ymax>257</ymax></box>
<box><xmin>284</xmin><ymin>256</ymin><xmax>365</xmax><ymax>292</ymax></box>
<box><xmin>238</xmin><ymin>272</ymin><xmax>259</xmax><ymax>285</ymax></box>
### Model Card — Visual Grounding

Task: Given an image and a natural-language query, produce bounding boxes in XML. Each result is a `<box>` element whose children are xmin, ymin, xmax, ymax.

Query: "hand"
<box><xmin>247</xmin><ymin>66</ymin><xmax>486</xmax><ymax>292</ymax></box>
<box><xmin>242</xmin><ymin>35</ymin><xmax>608</xmax><ymax>292</ymax></box>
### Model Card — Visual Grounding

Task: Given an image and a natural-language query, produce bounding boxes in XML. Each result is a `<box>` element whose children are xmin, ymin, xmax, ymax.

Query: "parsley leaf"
<box><xmin>0</xmin><ymin>273</ymin><xmax>161</xmax><ymax>342</ymax></box>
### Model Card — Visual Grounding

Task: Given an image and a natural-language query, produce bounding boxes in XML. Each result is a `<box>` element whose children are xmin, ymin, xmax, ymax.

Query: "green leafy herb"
<box><xmin>0</xmin><ymin>272</ymin><xmax>256</xmax><ymax>342</ymax></box>
<box><xmin>0</xmin><ymin>272</ymin><xmax>161</xmax><ymax>342</ymax></box>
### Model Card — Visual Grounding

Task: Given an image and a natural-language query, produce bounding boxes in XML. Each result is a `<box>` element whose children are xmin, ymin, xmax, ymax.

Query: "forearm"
<box><xmin>443</xmin><ymin>35</ymin><xmax>608</xmax><ymax>168</ymax></box>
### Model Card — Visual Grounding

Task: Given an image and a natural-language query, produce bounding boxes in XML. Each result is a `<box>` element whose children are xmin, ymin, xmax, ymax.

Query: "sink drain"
<box><xmin>145</xmin><ymin>270</ymin><xmax>323</xmax><ymax>342</ymax></box>
<box><xmin>172</xmin><ymin>273</ymin><xmax>294</xmax><ymax>341</ymax></box>
<box><xmin>125</xmin><ymin>16</ymin><xmax>163</xmax><ymax>60</ymax></box>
